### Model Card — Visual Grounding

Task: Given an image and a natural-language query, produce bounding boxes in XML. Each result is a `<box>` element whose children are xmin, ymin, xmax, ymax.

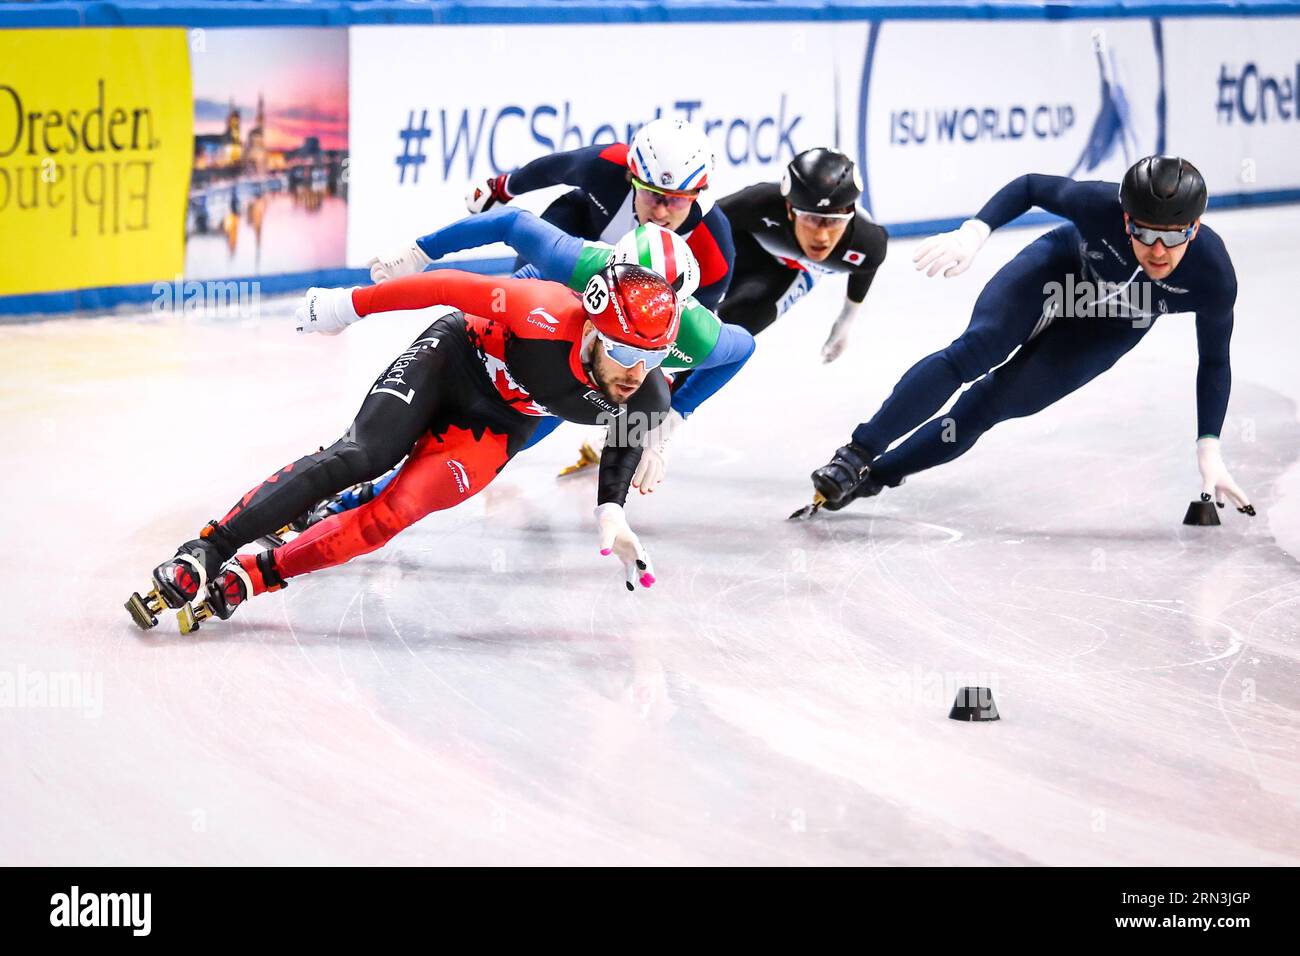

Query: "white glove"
<box><xmin>631</xmin><ymin>409</ymin><xmax>685</xmax><ymax>494</ymax></box>
<box><xmin>367</xmin><ymin>242</ymin><xmax>432</xmax><ymax>283</ymax></box>
<box><xmin>1196</xmin><ymin>437</ymin><xmax>1255</xmax><ymax>515</ymax></box>
<box><xmin>293</xmin><ymin>286</ymin><xmax>361</xmax><ymax>336</ymax></box>
<box><xmin>913</xmin><ymin>218</ymin><xmax>991</xmax><ymax>278</ymax></box>
<box><xmin>465</xmin><ymin>175</ymin><xmax>508</xmax><ymax>214</ymax></box>
<box><xmin>821</xmin><ymin>300</ymin><xmax>863</xmax><ymax>363</ymax></box>
<box><xmin>595</xmin><ymin>502</ymin><xmax>656</xmax><ymax>591</ymax></box>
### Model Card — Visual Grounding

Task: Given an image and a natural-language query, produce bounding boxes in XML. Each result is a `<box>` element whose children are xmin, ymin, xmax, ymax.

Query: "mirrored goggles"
<box><xmin>792</xmin><ymin>208</ymin><xmax>855</xmax><ymax>229</ymax></box>
<box><xmin>596</xmin><ymin>330</ymin><xmax>671</xmax><ymax>371</ymax></box>
<box><xmin>1126</xmin><ymin>220</ymin><xmax>1195</xmax><ymax>248</ymax></box>
<box><xmin>632</xmin><ymin>178</ymin><xmax>699</xmax><ymax>211</ymax></box>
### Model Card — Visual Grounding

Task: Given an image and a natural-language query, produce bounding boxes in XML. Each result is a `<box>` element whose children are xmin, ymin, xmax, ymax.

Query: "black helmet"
<box><xmin>782</xmin><ymin>147</ymin><xmax>862</xmax><ymax>212</ymax></box>
<box><xmin>1120</xmin><ymin>156</ymin><xmax>1207</xmax><ymax>225</ymax></box>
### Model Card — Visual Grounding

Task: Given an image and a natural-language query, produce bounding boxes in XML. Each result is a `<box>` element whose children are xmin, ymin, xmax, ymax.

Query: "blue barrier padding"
<box><xmin>4</xmin><ymin>0</ymin><xmax>1300</xmax><ymax>29</ymax></box>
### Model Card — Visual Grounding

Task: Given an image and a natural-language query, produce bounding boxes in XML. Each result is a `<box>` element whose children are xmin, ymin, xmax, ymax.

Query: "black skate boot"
<box><xmin>811</xmin><ymin>442</ymin><xmax>876</xmax><ymax>504</ymax></box>
<box><xmin>820</xmin><ymin>472</ymin><xmax>889</xmax><ymax>511</ymax></box>
<box><xmin>178</xmin><ymin>551</ymin><xmax>287</xmax><ymax>635</ymax></box>
<box><xmin>126</xmin><ymin>522</ymin><xmax>235</xmax><ymax>630</ymax></box>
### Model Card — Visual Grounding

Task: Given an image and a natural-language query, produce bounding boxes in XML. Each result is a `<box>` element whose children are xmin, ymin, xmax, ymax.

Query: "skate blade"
<box><xmin>556</xmin><ymin>441</ymin><xmax>599</xmax><ymax>479</ymax></box>
<box><xmin>125</xmin><ymin>591</ymin><xmax>161</xmax><ymax>630</ymax></box>
<box><xmin>788</xmin><ymin>493</ymin><xmax>827</xmax><ymax>521</ymax></box>
<box><xmin>177</xmin><ymin>600</ymin><xmax>214</xmax><ymax>635</ymax></box>
<box><xmin>256</xmin><ymin>528</ymin><xmax>288</xmax><ymax>549</ymax></box>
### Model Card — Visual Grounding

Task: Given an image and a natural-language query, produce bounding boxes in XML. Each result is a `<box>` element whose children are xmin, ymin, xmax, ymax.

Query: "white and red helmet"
<box><xmin>626</xmin><ymin>118</ymin><xmax>713</xmax><ymax>194</ymax></box>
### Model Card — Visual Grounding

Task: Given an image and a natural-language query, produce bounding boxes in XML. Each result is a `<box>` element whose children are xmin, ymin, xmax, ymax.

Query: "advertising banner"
<box><xmin>0</xmin><ymin>28</ymin><xmax>191</xmax><ymax>296</ymax></box>
<box><xmin>1162</xmin><ymin>16</ymin><xmax>1300</xmax><ymax>199</ymax></box>
<box><xmin>347</xmin><ymin>22</ymin><xmax>839</xmax><ymax>265</ymax></box>
<box><xmin>854</xmin><ymin>19</ymin><xmax>1166</xmax><ymax>224</ymax></box>
<box><xmin>186</xmin><ymin>27</ymin><xmax>349</xmax><ymax>280</ymax></box>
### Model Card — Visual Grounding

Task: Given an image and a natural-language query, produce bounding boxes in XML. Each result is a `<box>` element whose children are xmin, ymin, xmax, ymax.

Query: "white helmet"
<box><xmin>627</xmin><ymin>118</ymin><xmax>713</xmax><ymax>193</ymax></box>
<box><xmin>610</xmin><ymin>223</ymin><xmax>701</xmax><ymax>303</ymax></box>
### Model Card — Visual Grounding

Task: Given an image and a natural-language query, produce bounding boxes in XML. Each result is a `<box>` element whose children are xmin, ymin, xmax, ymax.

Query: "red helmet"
<box><xmin>581</xmin><ymin>262</ymin><xmax>680</xmax><ymax>350</ymax></box>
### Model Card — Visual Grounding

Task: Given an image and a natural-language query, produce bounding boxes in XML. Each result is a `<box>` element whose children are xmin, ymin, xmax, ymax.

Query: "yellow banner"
<box><xmin>0</xmin><ymin>28</ymin><xmax>191</xmax><ymax>295</ymax></box>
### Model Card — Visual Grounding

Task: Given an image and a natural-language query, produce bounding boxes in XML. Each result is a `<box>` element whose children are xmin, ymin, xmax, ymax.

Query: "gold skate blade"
<box><xmin>177</xmin><ymin>601</ymin><xmax>214</xmax><ymax>635</ymax></box>
<box><xmin>556</xmin><ymin>441</ymin><xmax>599</xmax><ymax>478</ymax></box>
<box><xmin>125</xmin><ymin>592</ymin><xmax>159</xmax><ymax>630</ymax></box>
<box><xmin>788</xmin><ymin>493</ymin><xmax>827</xmax><ymax>521</ymax></box>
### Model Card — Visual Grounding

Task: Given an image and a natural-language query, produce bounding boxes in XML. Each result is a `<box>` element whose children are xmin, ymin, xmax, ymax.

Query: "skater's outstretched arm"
<box><xmin>499</xmin><ymin>144</ymin><xmax>610</xmax><ymax>196</ymax></box>
<box><xmin>354</xmin><ymin>271</ymin><xmax>552</xmax><ymax>324</ymax></box>
<box><xmin>824</xmin><ymin>220</ymin><xmax>889</xmax><ymax>362</ymax></box>
<box><xmin>975</xmin><ymin>174</ymin><xmax>1099</xmax><ymax>230</ymax></box>
<box><xmin>368</xmin><ymin>208</ymin><xmax>584</xmax><ymax>284</ymax></box>
<box><xmin>915</xmin><ymin>175</ymin><xmax>1100</xmax><ymax>279</ymax></box>
<box><xmin>1193</xmin><ymin>296</ymin><xmax>1235</xmax><ymax>441</ymax></box>
<box><xmin>671</xmin><ymin>323</ymin><xmax>756</xmax><ymax>417</ymax></box>
<box><xmin>295</xmin><ymin>271</ymin><xmax>575</xmax><ymax>336</ymax></box>
<box><xmin>416</xmin><ymin>208</ymin><xmax>583</xmax><ymax>280</ymax></box>
<box><xmin>1195</xmin><ymin>295</ymin><xmax>1250</xmax><ymax>516</ymax></box>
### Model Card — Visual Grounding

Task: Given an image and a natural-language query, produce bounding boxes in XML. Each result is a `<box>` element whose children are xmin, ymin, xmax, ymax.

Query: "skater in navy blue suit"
<box><xmin>808</xmin><ymin>156</ymin><xmax>1255</xmax><ymax>519</ymax></box>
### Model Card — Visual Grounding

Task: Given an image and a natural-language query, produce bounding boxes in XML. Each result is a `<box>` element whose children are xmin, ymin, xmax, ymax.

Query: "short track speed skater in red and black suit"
<box><xmin>126</xmin><ymin>264</ymin><xmax>682</xmax><ymax>633</ymax></box>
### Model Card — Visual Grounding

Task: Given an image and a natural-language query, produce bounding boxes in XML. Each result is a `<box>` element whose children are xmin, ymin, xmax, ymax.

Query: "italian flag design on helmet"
<box><xmin>610</xmin><ymin>223</ymin><xmax>701</xmax><ymax>306</ymax></box>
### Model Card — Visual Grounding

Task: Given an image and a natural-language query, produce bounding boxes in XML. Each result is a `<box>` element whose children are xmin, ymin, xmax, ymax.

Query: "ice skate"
<box><xmin>820</xmin><ymin>472</ymin><xmax>887</xmax><ymax>512</ymax></box>
<box><xmin>178</xmin><ymin>552</ymin><xmax>287</xmax><ymax>635</ymax></box>
<box><xmin>810</xmin><ymin>442</ymin><xmax>875</xmax><ymax>504</ymax></box>
<box><xmin>125</xmin><ymin>524</ymin><xmax>230</xmax><ymax>630</ymax></box>
<box><xmin>557</xmin><ymin>440</ymin><xmax>599</xmax><ymax>478</ymax></box>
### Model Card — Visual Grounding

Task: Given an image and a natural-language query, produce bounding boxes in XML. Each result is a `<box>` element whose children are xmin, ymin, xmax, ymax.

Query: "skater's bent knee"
<box><xmin>945</xmin><ymin>329</ymin><xmax>1013</xmax><ymax>383</ymax></box>
<box><xmin>354</xmin><ymin>495</ymin><xmax>425</xmax><ymax>547</ymax></box>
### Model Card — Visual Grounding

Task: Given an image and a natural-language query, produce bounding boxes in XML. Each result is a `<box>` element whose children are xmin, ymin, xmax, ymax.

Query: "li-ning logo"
<box><xmin>525</xmin><ymin>308</ymin><xmax>559</xmax><ymax>332</ymax></box>
<box><xmin>50</xmin><ymin>886</ymin><xmax>151</xmax><ymax>936</ymax></box>
<box><xmin>370</xmin><ymin>336</ymin><xmax>439</xmax><ymax>404</ymax></box>
<box><xmin>446</xmin><ymin>459</ymin><xmax>470</xmax><ymax>494</ymax></box>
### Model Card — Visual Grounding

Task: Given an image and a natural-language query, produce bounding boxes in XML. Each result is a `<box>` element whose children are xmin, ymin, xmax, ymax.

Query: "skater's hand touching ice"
<box><xmin>595</xmin><ymin>503</ymin><xmax>656</xmax><ymax>591</ymax></box>
<box><xmin>913</xmin><ymin>219</ymin><xmax>990</xmax><ymax>279</ymax></box>
<box><xmin>368</xmin><ymin>243</ymin><xmax>433</xmax><ymax>283</ymax></box>
<box><xmin>631</xmin><ymin>410</ymin><xmax>684</xmax><ymax>494</ymax></box>
<box><xmin>1197</xmin><ymin>437</ymin><xmax>1255</xmax><ymax>516</ymax></box>
<box><xmin>294</xmin><ymin>287</ymin><xmax>361</xmax><ymax>336</ymax></box>
<box><xmin>821</xmin><ymin>301</ymin><xmax>862</xmax><ymax>363</ymax></box>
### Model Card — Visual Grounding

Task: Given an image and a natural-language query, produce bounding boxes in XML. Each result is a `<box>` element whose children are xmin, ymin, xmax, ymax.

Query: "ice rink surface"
<box><xmin>2</xmin><ymin>208</ymin><xmax>1298</xmax><ymax>865</ymax></box>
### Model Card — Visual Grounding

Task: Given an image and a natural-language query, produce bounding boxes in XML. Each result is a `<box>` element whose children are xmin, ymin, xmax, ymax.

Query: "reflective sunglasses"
<box><xmin>632</xmin><ymin>178</ymin><xmax>699</xmax><ymax>211</ymax></box>
<box><xmin>792</xmin><ymin>208</ymin><xmax>855</xmax><ymax>229</ymax></box>
<box><xmin>1126</xmin><ymin>220</ymin><xmax>1196</xmax><ymax>248</ymax></box>
<box><xmin>595</xmin><ymin>329</ymin><xmax>671</xmax><ymax>371</ymax></box>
